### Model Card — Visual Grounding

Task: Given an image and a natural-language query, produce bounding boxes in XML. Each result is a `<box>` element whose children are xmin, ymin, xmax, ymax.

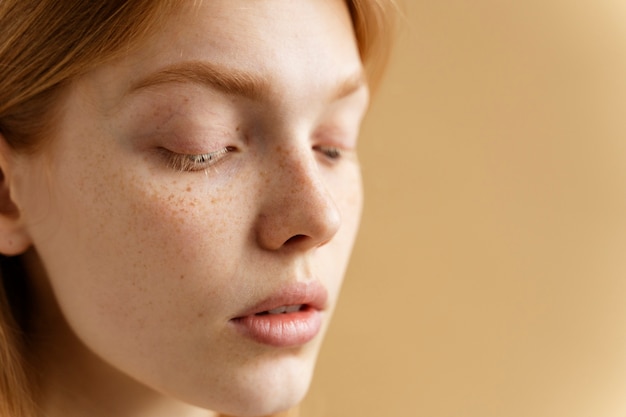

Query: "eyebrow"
<box><xmin>127</xmin><ymin>61</ymin><xmax>366</xmax><ymax>102</ymax></box>
<box><xmin>128</xmin><ymin>61</ymin><xmax>269</xmax><ymax>101</ymax></box>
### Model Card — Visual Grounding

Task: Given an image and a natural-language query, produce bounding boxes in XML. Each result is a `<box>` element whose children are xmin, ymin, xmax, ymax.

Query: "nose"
<box><xmin>254</xmin><ymin>146</ymin><xmax>341</xmax><ymax>252</ymax></box>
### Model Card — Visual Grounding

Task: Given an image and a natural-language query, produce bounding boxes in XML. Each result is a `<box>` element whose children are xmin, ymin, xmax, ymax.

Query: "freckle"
<box><xmin>197</xmin><ymin>312</ymin><xmax>204</xmax><ymax>318</ymax></box>
<box><xmin>179</xmin><ymin>274</ymin><xmax>185</xmax><ymax>280</ymax></box>
<box><xmin>186</xmin><ymin>186</ymin><xmax>191</xmax><ymax>192</ymax></box>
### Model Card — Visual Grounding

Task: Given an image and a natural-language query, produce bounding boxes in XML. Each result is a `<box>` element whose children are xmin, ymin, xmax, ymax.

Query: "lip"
<box><xmin>230</xmin><ymin>281</ymin><xmax>328</xmax><ymax>347</ymax></box>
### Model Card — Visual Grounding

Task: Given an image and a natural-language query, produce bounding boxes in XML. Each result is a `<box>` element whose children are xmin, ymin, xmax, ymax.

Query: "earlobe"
<box><xmin>0</xmin><ymin>134</ymin><xmax>32</xmax><ymax>256</ymax></box>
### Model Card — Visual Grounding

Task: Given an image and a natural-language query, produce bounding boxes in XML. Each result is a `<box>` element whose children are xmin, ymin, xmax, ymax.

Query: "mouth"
<box><xmin>230</xmin><ymin>282</ymin><xmax>328</xmax><ymax>348</ymax></box>
<box><xmin>254</xmin><ymin>304</ymin><xmax>306</xmax><ymax>315</ymax></box>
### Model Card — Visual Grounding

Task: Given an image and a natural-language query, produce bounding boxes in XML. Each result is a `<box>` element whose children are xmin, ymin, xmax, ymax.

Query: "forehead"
<box><xmin>79</xmin><ymin>0</ymin><xmax>363</xmax><ymax>110</ymax></box>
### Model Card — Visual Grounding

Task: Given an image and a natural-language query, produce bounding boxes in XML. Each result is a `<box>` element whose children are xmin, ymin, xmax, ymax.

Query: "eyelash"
<box><xmin>314</xmin><ymin>145</ymin><xmax>343</xmax><ymax>161</ymax></box>
<box><xmin>165</xmin><ymin>146</ymin><xmax>235</xmax><ymax>172</ymax></box>
<box><xmin>164</xmin><ymin>145</ymin><xmax>342</xmax><ymax>172</ymax></box>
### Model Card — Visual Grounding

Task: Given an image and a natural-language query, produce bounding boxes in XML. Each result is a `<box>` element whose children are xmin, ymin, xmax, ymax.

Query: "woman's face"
<box><xmin>11</xmin><ymin>0</ymin><xmax>367</xmax><ymax>415</ymax></box>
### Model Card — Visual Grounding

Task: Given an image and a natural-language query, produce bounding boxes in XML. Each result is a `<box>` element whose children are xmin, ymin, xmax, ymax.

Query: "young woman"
<box><xmin>0</xmin><ymin>1</ymin><xmax>395</xmax><ymax>416</ymax></box>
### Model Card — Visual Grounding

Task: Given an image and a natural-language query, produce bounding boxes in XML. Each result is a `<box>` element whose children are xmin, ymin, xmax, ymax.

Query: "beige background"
<box><xmin>302</xmin><ymin>1</ymin><xmax>626</xmax><ymax>416</ymax></box>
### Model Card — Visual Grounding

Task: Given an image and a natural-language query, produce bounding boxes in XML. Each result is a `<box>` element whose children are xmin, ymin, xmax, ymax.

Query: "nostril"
<box><xmin>284</xmin><ymin>234</ymin><xmax>308</xmax><ymax>246</ymax></box>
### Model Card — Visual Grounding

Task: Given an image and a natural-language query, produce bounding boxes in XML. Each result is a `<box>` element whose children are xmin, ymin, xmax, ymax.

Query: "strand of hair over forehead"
<box><xmin>348</xmin><ymin>0</ymin><xmax>401</xmax><ymax>90</ymax></box>
<box><xmin>0</xmin><ymin>0</ymin><xmax>397</xmax><ymax>114</ymax></box>
<box><xmin>0</xmin><ymin>0</ymin><xmax>180</xmax><ymax>116</ymax></box>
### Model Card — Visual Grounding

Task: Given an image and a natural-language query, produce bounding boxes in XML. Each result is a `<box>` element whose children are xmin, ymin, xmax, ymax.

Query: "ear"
<box><xmin>0</xmin><ymin>133</ymin><xmax>32</xmax><ymax>256</ymax></box>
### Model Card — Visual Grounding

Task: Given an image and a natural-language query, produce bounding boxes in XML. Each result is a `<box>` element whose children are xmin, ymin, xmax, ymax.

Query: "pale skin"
<box><xmin>0</xmin><ymin>0</ymin><xmax>368</xmax><ymax>417</ymax></box>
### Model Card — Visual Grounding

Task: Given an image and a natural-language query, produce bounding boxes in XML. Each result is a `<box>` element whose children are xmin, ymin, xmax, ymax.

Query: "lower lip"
<box><xmin>231</xmin><ymin>307</ymin><xmax>323</xmax><ymax>347</ymax></box>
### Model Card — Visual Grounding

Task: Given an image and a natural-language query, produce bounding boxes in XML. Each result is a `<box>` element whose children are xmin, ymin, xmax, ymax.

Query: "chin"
<box><xmin>180</xmin><ymin>348</ymin><xmax>319</xmax><ymax>417</ymax></box>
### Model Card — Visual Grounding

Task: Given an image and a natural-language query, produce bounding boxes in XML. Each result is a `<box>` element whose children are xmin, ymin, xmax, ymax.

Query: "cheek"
<box><xmin>34</xmin><ymin>159</ymin><xmax>253</xmax><ymax>340</ymax></box>
<box><xmin>317</xmin><ymin>164</ymin><xmax>363</xmax><ymax>295</ymax></box>
<box><xmin>95</xmin><ymin>175</ymin><xmax>246</xmax><ymax>289</ymax></box>
<box><xmin>328</xmin><ymin>162</ymin><xmax>363</xmax><ymax>238</ymax></box>
<box><xmin>121</xmin><ymin>182</ymin><xmax>240</xmax><ymax>268</ymax></box>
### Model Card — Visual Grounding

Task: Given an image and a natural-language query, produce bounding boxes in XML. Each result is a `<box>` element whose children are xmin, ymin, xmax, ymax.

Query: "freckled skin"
<box><xmin>11</xmin><ymin>1</ymin><xmax>368</xmax><ymax>417</ymax></box>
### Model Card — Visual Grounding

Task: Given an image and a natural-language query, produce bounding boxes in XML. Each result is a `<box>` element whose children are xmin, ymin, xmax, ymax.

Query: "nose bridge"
<box><xmin>256</xmin><ymin>144</ymin><xmax>341</xmax><ymax>251</ymax></box>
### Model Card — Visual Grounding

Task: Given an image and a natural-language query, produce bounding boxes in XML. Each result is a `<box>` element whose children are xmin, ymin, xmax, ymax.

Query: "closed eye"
<box><xmin>162</xmin><ymin>146</ymin><xmax>236</xmax><ymax>172</ymax></box>
<box><xmin>313</xmin><ymin>145</ymin><xmax>343</xmax><ymax>161</ymax></box>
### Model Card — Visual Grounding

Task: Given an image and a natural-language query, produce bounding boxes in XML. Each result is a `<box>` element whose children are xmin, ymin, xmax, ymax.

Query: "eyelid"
<box><xmin>163</xmin><ymin>146</ymin><xmax>235</xmax><ymax>172</ymax></box>
<box><xmin>313</xmin><ymin>145</ymin><xmax>343</xmax><ymax>161</ymax></box>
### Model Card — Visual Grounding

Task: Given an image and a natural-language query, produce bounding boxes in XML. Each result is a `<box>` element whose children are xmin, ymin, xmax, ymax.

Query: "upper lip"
<box><xmin>231</xmin><ymin>280</ymin><xmax>328</xmax><ymax>319</ymax></box>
